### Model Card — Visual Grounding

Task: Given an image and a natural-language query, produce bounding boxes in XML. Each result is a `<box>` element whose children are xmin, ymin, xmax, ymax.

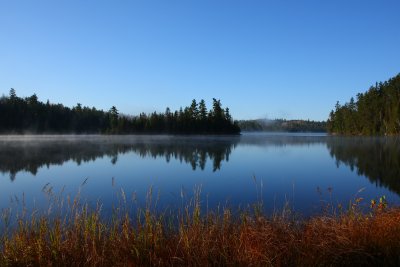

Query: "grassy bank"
<box><xmin>1</xmin><ymin>190</ymin><xmax>399</xmax><ymax>266</ymax></box>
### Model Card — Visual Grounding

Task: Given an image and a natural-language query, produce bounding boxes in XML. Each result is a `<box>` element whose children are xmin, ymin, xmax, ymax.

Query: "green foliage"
<box><xmin>327</xmin><ymin>73</ymin><xmax>400</xmax><ymax>135</ymax></box>
<box><xmin>0</xmin><ymin>92</ymin><xmax>240</xmax><ymax>135</ymax></box>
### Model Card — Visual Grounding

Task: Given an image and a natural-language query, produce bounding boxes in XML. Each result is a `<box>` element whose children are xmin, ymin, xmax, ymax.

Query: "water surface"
<box><xmin>1</xmin><ymin>133</ymin><xmax>399</xmax><ymax>216</ymax></box>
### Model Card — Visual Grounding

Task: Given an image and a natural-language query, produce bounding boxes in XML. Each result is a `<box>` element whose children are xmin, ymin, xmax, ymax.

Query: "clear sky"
<box><xmin>0</xmin><ymin>0</ymin><xmax>399</xmax><ymax>121</ymax></box>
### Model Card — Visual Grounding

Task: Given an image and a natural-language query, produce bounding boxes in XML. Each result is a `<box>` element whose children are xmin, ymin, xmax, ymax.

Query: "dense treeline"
<box><xmin>0</xmin><ymin>89</ymin><xmax>240</xmax><ymax>134</ymax></box>
<box><xmin>327</xmin><ymin>74</ymin><xmax>400</xmax><ymax>135</ymax></box>
<box><xmin>238</xmin><ymin>119</ymin><xmax>326</xmax><ymax>132</ymax></box>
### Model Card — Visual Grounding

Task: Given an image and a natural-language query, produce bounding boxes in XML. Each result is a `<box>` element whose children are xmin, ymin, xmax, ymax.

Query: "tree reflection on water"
<box><xmin>0</xmin><ymin>135</ymin><xmax>239</xmax><ymax>181</ymax></box>
<box><xmin>327</xmin><ymin>136</ymin><xmax>400</xmax><ymax>195</ymax></box>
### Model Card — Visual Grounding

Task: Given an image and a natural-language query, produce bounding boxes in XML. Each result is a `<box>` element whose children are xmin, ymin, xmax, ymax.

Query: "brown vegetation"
<box><xmin>0</xmin><ymin>190</ymin><xmax>399</xmax><ymax>266</ymax></box>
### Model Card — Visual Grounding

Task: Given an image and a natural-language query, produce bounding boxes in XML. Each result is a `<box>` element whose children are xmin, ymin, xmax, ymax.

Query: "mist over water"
<box><xmin>0</xmin><ymin>133</ymin><xmax>399</xmax><ymax>216</ymax></box>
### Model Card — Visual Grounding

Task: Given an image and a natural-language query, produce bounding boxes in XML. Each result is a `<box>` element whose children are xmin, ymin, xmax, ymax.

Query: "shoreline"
<box><xmin>1</xmin><ymin>198</ymin><xmax>398</xmax><ymax>266</ymax></box>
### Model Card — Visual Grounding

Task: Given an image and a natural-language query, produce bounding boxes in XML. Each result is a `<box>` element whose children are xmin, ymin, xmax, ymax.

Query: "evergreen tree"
<box><xmin>327</xmin><ymin>73</ymin><xmax>400</xmax><ymax>135</ymax></box>
<box><xmin>0</xmin><ymin>92</ymin><xmax>241</xmax><ymax>135</ymax></box>
<box><xmin>9</xmin><ymin>88</ymin><xmax>16</xmax><ymax>100</ymax></box>
<box><xmin>109</xmin><ymin>106</ymin><xmax>119</xmax><ymax>133</ymax></box>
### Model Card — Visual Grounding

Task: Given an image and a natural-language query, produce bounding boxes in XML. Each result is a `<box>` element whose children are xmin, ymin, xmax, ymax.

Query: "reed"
<box><xmin>0</xmin><ymin>186</ymin><xmax>399</xmax><ymax>266</ymax></box>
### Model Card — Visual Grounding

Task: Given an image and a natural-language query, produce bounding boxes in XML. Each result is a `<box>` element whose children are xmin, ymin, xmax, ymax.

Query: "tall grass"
<box><xmin>1</xmin><ymin>184</ymin><xmax>400</xmax><ymax>266</ymax></box>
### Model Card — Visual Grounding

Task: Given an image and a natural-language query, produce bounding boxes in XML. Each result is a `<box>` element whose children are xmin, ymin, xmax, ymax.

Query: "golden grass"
<box><xmin>1</xmin><ymin>189</ymin><xmax>399</xmax><ymax>266</ymax></box>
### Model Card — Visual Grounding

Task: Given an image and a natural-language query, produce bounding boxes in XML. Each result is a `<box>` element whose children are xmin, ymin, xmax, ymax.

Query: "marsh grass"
<box><xmin>0</xmin><ymin>182</ymin><xmax>400</xmax><ymax>266</ymax></box>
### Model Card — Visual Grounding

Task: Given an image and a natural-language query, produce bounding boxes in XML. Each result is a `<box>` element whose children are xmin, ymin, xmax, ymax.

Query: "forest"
<box><xmin>238</xmin><ymin>119</ymin><xmax>326</xmax><ymax>132</ymax></box>
<box><xmin>327</xmin><ymin>73</ymin><xmax>400</xmax><ymax>135</ymax></box>
<box><xmin>0</xmin><ymin>89</ymin><xmax>240</xmax><ymax>134</ymax></box>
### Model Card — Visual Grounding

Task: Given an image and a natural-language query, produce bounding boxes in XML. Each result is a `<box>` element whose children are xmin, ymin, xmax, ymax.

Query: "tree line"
<box><xmin>238</xmin><ymin>119</ymin><xmax>326</xmax><ymax>132</ymax></box>
<box><xmin>0</xmin><ymin>89</ymin><xmax>240</xmax><ymax>134</ymax></box>
<box><xmin>327</xmin><ymin>73</ymin><xmax>400</xmax><ymax>135</ymax></box>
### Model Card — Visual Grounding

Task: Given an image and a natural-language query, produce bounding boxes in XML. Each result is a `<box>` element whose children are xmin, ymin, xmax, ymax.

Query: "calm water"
<box><xmin>1</xmin><ymin>133</ymin><xmax>399</xmax><ymax>216</ymax></box>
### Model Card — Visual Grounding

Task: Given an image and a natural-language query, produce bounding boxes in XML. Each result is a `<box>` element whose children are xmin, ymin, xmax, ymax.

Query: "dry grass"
<box><xmin>1</xmin><ymin>188</ymin><xmax>399</xmax><ymax>266</ymax></box>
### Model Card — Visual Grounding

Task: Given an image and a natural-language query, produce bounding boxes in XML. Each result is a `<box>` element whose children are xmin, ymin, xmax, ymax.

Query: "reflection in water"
<box><xmin>1</xmin><ymin>134</ymin><xmax>400</xmax><ymax>216</ymax></box>
<box><xmin>0</xmin><ymin>134</ymin><xmax>327</xmax><ymax>181</ymax></box>
<box><xmin>239</xmin><ymin>133</ymin><xmax>326</xmax><ymax>146</ymax></box>
<box><xmin>2</xmin><ymin>134</ymin><xmax>400</xmax><ymax>200</ymax></box>
<box><xmin>0</xmin><ymin>135</ymin><xmax>239</xmax><ymax>181</ymax></box>
<box><xmin>327</xmin><ymin>137</ymin><xmax>400</xmax><ymax>194</ymax></box>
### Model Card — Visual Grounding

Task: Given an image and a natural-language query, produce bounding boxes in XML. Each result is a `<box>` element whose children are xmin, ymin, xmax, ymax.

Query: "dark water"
<box><xmin>1</xmin><ymin>133</ymin><xmax>399</xmax><ymax>216</ymax></box>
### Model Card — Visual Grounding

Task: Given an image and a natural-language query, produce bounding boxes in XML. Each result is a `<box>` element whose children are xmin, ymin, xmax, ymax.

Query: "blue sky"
<box><xmin>0</xmin><ymin>0</ymin><xmax>399</xmax><ymax>121</ymax></box>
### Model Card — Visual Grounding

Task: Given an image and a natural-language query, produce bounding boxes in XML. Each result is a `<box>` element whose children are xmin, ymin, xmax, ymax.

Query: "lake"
<box><xmin>1</xmin><ymin>133</ymin><xmax>399</xmax><ymax>216</ymax></box>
